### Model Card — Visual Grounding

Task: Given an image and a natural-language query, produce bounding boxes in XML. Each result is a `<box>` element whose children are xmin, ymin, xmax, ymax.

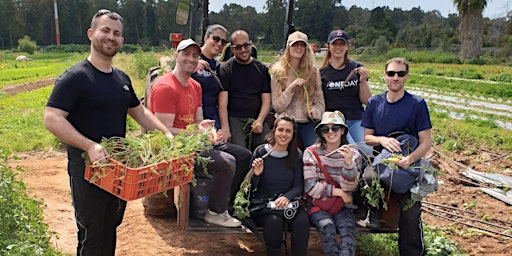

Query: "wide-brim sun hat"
<box><xmin>315</xmin><ymin>111</ymin><xmax>348</xmax><ymax>137</ymax></box>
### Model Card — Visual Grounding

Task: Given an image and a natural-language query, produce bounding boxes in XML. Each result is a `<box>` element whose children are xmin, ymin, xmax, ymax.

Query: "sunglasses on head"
<box><xmin>95</xmin><ymin>9</ymin><xmax>123</xmax><ymax>21</ymax></box>
<box><xmin>211</xmin><ymin>35</ymin><xmax>228</xmax><ymax>46</ymax></box>
<box><xmin>320</xmin><ymin>124</ymin><xmax>342</xmax><ymax>134</ymax></box>
<box><xmin>230</xmin><ymin>41</ymin><xmax>252</xmax><ymax>51</ymax></box>
<box><xmin>386</xmin><ymin>70</ymin><xmax>408</xmax><ymax>77</ymax></box>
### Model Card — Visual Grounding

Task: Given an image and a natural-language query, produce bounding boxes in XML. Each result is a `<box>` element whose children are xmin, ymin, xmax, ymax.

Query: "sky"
<box><xmin>209</xmin><ymin>0</ymin><xmax>511</xmax><ymax>19</ymax></box>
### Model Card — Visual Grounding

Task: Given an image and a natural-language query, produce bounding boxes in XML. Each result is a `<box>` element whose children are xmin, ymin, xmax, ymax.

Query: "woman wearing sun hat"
<box><xmin>320</xmin><ymin>29</ymin><xmax>372</xmax><ymax>157</ymax></box>
<box><xmin>303</xmin><ymin>111</ymin><xmax>362</xmax><ymax>256</ymax></box>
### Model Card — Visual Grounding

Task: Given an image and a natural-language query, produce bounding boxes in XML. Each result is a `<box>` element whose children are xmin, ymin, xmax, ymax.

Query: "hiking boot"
<box><xmin>204</xmin><ymin>209</ymin><xmax>241</xmax><ymax>228</ymax></box>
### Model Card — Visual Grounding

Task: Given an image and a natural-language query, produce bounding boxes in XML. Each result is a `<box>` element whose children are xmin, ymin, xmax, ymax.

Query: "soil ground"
<box><xmin>10</xmin><ymin>146</ymin><xmax>512</xmax><ymax>255</ymax></box>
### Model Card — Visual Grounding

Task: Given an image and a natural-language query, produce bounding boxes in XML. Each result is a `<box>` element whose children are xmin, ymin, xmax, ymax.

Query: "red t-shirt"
<box><xmin>149</xmin><ymin>72</ymin><xmax>202</xmax><ymax>129</ymax></box>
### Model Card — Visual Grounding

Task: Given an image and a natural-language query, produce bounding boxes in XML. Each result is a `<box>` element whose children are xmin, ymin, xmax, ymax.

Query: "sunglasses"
<box><xmin>211</xmin><ymin>35</ymin><xmax>228</xmax><ymax>46</ymax></box>
<box><xmin>230</xmin><ymin>41</ymin><xmax>252</xmax><ymax>51</ymax></box>
<box><xmin>95</xmin><ymin>9</ymin><xmax>123</xmax><ymax>22</ymax></box>
<box><xmin>320</xmin><ymin>124</ymin><xmax>343</xmax><ymax>134</ymax></box>
<box><xmin>386</xmin><ymin>70</ymin><xmax>408</xmax><ymax>77</ymax></box>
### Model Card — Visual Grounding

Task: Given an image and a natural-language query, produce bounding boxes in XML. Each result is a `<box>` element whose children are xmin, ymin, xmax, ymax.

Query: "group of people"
<box><xmin>44</xmin><ymin>9</ymin><xmax>432</xmax><ymax>256</ymax></box>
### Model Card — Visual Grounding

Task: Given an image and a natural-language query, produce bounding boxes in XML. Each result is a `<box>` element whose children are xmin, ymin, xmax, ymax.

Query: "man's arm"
<box><xmin>128</xmin><ymin>105</ymin><xmax>173</xmax><ymax>138</ymax></box>
<box><xmin>404</xmin><ymin>129</ymin><xmax>432</xmax><ymax>164</ymax></box>
<box><xmin>252</xmin><ymin>92</ymin><xmax>271</xmax><ymax>133</ymax></box>
<box><xmin>44</xmin><ymin>106</ymin><xmax>105</xmax><ymax>162</ymax></box>
<box><xmin>153</xmin><ymin>112</ymin><xmax>184</xmax><ymax>136</ymax></box>
<box><xmin>365</xmin><ymin>128</ymin><xmax>432</xmax><ymax>168</ymax></box>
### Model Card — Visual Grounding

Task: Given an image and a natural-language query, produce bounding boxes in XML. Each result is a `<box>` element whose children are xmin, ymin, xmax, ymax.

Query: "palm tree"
<box><xmin>453</xmin><ymin>0</ymin><xmax>488</xmax><ymax>59</ymax></box>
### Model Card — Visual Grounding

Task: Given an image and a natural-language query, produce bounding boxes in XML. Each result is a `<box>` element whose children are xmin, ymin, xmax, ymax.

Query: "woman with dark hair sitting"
<box><xmin>250</xmin><ymin>115</ymin><xmax>310</xmax><ymax>256</ymax></box>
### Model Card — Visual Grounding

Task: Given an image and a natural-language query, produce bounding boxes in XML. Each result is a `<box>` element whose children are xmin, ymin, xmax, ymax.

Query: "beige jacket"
<box><xmin>271</xmin><ymin>68</ymin><xmax>325</xmax><ymax>123</ymax></box>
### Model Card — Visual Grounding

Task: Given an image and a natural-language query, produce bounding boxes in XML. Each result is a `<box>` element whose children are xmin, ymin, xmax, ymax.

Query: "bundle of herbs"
<box><xmin>87</xmin><ymin>125</ymin><xmax>212</xmax><ymax>183</ymax></box>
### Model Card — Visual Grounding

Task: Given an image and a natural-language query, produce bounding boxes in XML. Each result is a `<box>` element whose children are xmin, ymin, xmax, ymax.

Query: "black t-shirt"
<box><xmin>47</xmin><ymin>60</ymin><xmax>139</xmax><ymax>143</ymax></box>
<box><xmin>320</xmin><ymin>60</ymin><xmax>365</xmax><ymax>120</ymax></box>
<box><xmin>219</xmin><ymin>58</ymin><xmax>271</xmax><ymax>118</ymax></box>
<box><xmin>191</xmin><ymin>53</ymin><xmax>223</xmax><ymax>119</ymax></box>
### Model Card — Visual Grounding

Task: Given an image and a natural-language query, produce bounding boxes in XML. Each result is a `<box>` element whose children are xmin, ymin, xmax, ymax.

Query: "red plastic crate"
<box><xmin>85</xmin><ymin>154</ymin><xmax>194</xmax><ymax>201</ymax></box>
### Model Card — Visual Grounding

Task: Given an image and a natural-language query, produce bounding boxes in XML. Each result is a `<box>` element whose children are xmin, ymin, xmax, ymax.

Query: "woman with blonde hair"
<box><xmin>270</xmin><ymin>31</ymin><xmax>325</xmax><ymax>148</ymax></box>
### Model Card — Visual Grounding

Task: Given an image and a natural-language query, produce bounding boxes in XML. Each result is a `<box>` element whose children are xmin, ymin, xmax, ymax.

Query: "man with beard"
<box><xmin>190</xmin><ymin>24</ymin><xmax>252</xmax><ymax>213</ymax></box>
<box><xmin>44</xmin><ymin>10</ymin><xmax>172</xmax><ymax>255</ymax></box>
<box><xmin>219</xmin><ymin>30</ymin><xmax>272</xmax><ymax>151</ymax></box>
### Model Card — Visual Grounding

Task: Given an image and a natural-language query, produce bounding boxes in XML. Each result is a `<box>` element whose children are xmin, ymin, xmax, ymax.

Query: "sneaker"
<box><xmin>204</xmin><ymin>209</ymin><xmax>241</xmax><ymax>228</ymax></box>
<box><xmin>356</xmin><ymin>209</ymin><xmax>381</xmax><ymax>229</ymax></box>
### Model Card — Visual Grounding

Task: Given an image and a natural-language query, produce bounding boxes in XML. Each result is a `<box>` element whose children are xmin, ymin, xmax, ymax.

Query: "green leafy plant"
<box><xmin>87</xmin><ymin>126</ymin><xmax>212</xmax><ymax>186</ymax></box>
<box><xmin>243</xmin><ymin>118</ymin><xmax>256</xmax><ymax>150</ymax></box>
<box><xmin>17</xmin><ymin>36</ymin><xmax>37</xmax><ymax>55</ymax></box>
<box><xmin>233</xmin><ymin>147</ymin><xmax>275</xmax><ymax>219</ymax></box>
<box><xmin>0</xmin><ymin>150</ymin><xmax>64</xmax><ymax>255</ymax></box>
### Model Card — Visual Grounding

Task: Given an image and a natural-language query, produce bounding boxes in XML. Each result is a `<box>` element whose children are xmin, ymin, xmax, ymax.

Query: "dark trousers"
<box><xmin>68</xmin><ymin>146</ymin><xmax>126</xmax><ymax>256</ymax></box>
<box><xmin>213</xmin><ymin>142</ymin><xmax>252</xmax><ymax>209</ymax></box>
<box><xmin>253</xmin><ymin>208</ymin><xmax>310</xmax><ymax>256</ymax></box>
<box><xmin>70</xmin><ymin>175</ymin><xmax>126</xmax><ymax>256</ymax></box>
<box><xmin>396</xmin><ymin>192</ymin><xmax>425</xmax><ymax>256</ymax></box>
<box><xmin>198</xmin><ymin>146</ymin><xmax>236</xmax><ymax>213</ymax></box>
<box><xmin>228</xmin><ymin>116</ymin><xmax>271</xmax><ymax>151</ymax></box>
<box><xmin>362</xmin><ymin>166</ymin><xmax>425</xmax><ymax>256</ymax></box>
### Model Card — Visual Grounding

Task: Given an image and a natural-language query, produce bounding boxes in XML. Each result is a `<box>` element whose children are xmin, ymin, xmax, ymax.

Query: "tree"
<box><xmin>453</xmin><ymin>0</ymin><xmax>488</xmax><ymax>59</ymax></box>
<box><xmin>295</xmin><ymin>0</ymin><xmax>336</xmax><ymax>44</ymax></box>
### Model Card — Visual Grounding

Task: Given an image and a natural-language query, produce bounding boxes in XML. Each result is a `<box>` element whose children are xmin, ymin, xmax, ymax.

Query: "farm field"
<box><xmin>2</xmin><ymin>51</ymin><xmax>512</xmax><ymax>255</ymax></box>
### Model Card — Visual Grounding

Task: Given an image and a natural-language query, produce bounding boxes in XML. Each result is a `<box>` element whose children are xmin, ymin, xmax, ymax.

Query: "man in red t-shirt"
<box><xmin>149</xmin><ymin>39</ymin><xmax>241</xmax><ymax>228</ymax></box>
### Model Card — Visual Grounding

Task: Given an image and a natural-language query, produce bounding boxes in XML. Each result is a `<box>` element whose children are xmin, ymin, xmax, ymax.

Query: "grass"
<box><xmin>0</xmin><ymin>52</ymin><xmax>86</xmax><ymax>88</ymax></box>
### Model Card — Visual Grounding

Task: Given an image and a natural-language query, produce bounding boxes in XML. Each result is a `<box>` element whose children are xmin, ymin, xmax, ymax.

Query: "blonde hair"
<box><xmin>271</xmin><ymin>42</ymin><xmax>317</xmax><ymax>101</ymax></box>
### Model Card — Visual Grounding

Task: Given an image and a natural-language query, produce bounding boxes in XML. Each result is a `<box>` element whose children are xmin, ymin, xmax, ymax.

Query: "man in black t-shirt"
<box><xmin>44</xmin><ymin>10</ymin><xmax>171</xmax><ymax>256</ymax></box>
<box><xmin>219</xmin><ymin>30</ymin><xmax>271</xmax><ymax>151</ymax></box>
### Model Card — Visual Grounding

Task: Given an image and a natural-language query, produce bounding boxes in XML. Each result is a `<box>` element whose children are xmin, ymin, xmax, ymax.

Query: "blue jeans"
<box><xmin>297</xmin><ymin>120</ymin><xmax>319</xmax><ymax>148</ymax></box>
<box><xmin>309</xmin><ymin>207</ymin><xmax>355</xmax><ymax>256</ymax></box>
<box><xmin>345</xmin><ymin>119</ymin><xmax>372</xmax><ymax>157</ymax></box>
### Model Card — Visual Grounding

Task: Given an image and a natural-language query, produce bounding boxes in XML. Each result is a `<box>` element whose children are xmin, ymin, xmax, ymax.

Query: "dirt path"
<box><xmin>13</xmin><ymin>150</ymin><xmax>320</xmax><ymax>255</ymax></box>
<box><xmin>11</xmin><ymin>147</ymin><xmax>512</xmax><ymax>255</ymax></box>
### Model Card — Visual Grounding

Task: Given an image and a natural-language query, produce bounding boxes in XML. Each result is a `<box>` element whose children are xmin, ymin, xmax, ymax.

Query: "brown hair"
<box><xmin>385</xmin><ymin>57</ymin><xmax>409</xmax><ymax>72</ymax></box>
<box><xmin>264</xmin><ymin>115</ymin><xmax>299</xmax><ymax>168</ymax></box>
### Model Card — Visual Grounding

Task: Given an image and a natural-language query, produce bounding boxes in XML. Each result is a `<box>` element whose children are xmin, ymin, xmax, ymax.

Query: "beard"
<box><xmin>92</xmin><ymin>38</ymin><xmax>121</xmax><ymax>57</ymax></box>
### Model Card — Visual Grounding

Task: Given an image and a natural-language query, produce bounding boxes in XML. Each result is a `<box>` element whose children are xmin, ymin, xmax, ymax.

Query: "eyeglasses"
<box><xmin>386</xmin><ymin>70</ymin><xmax>408</xmax><ymax>77</ymax></box>
<box><xmin>211</xmin><ymin>35</ymin><xmax>228</xmax><ymax>46</ymax></box>
<box><xmin>95</xmin><ymin>9</ymin><xmax>123</xmax><ymax>22</ymax></box>
<box><xmin>230</xmin><ymin>41</ymin><xmax>252</xmax><ymax>51</ymax></box>
<box><xmin>320</xmin><ymin>124</ymin><xmax>342</xmax><ymax>134</ymax></box>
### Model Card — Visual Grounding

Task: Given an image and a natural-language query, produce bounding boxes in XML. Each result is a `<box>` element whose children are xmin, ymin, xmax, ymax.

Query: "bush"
<box><xmin>130</xmin><ymin>51</ymin><xmax>158</xmax><ymax>79</ymax></box>
<box><xmin>17</xmin><ymin>36</ymin><xmax>37</xmax><ymax>55</ymax></box>
<box><xmin>374</xmin><ymin>36</ymin><xmax>391</xmax><ymax>56</ymax></box>
<box><xmin>385</xmin><ymin>49</ymin><xmax>461</xmax><ymax>64</ymax></box>
<box><xmin>45</xmin><ymin>44</ymin><xmax>90</xmax><ymax>53</ymax></box>
<box><xmin>120</xmin><ymin>44</ymin><xmax>142</xmax><ymax>54</ymax></box>
<box><xmin>0</xmin><ymin>150</ymin><xmax>63</xmax><ymax>255</ymax></box>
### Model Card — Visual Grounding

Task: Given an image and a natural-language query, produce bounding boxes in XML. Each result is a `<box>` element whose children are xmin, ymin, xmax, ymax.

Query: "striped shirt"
<box><xmin>303</xmin><ymin>144</ymin><xmax>361</xmax><ymax>199</ymax></box>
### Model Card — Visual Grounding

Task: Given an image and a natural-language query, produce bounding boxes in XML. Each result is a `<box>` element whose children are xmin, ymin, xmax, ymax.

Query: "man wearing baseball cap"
<box><xmin>149</xmin><ymin>38</ymin><xmax>242</xmax><ymax>228</ymax></box>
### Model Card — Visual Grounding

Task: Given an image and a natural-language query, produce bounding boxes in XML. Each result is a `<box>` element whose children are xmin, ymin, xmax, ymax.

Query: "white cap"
<box><xmin>176</xmin><ymin>39</ymin><xmax>201</xmax><ymax>52</ymax></box>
